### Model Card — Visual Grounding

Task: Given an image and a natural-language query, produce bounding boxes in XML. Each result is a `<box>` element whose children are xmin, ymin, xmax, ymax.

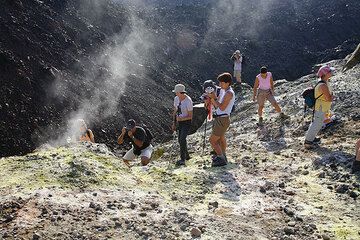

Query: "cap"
<box><xmin>172</xmin><ymin>84</ymin><xmax>186</xmax><ymax>93</ymax></box>
<box><xmin>126</xmin><ymin>119</ymin><xmax>136</xmax><ymax>130</ymax></box>
<box><xmin>317</xmin><ymin>65</ymin><xmax>335</xmax><ymax>78</ymax></box>
<box><xmin>235</xmin><ymin>50</ymin><xmax>240</xmax><ymax>54</ymax></box>
<box><xmin>260</xmin><ymin>66</ymin><xmax>267</xmax><ymax>74</ymax></box>
<box><xmin>203</xmin><ymin>80</ymin><xmax>216</xmax><ymax>93</ymax></box>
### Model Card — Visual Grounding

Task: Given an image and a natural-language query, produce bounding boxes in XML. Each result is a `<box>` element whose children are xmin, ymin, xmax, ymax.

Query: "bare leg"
<box><xmin>219</xmin><ymin>135</ymin><xmax>227</xmax><ymax>154</ymax></box>
<box><xmin>271</xmin><ymin>101</ymin><xmax>282</xmax><ymax>113</ymax></box>
<box><xmin>209</xmin><ymin>134</ymin><xmax>222</xmax><ymax>155</ymax></box>
<box><xmin>258</xmin><ymin>105</ymin><xmax>264</xmax><ymax>118</ymax></box>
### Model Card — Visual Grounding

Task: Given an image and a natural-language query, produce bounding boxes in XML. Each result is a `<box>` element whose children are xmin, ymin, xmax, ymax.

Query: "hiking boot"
<box><xmin>280</xmin><ymin>112</ymin><xmax>290</xmax><ymax>120</ymax></box>
<box><xmin>304</xmin><ymin>140</ymin><xmax>318</xmax><ymax>149</ymax></box>
<box><xmin>258</xmin><ymin>117</ymin><xmax>263</xmax><ymax>125</ymax></box>
<box><xmin>211</xmin><ymin>156</ymin><xmax>227</xmax><ymax>167</ymax></box>
<box><xmin>352</xmin><ymin>160</ymin><xmax>360</xmax><ymax>173</ymax></box>
<box><xmin>175</xmin><ymin>160</ymin><xmax>185</xmax><ymax>166</ymax></box>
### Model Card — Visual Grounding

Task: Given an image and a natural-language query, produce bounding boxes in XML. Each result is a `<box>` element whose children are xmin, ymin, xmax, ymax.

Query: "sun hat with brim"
<box><xmin>317</xmin><ymin>65</ymin><xmax>335</xmax><ymax>78</ymax></box>
<box><xmin>172</xmin><ymin>84</ymin><xmax>186</xmax><ymax>93</ymax></box>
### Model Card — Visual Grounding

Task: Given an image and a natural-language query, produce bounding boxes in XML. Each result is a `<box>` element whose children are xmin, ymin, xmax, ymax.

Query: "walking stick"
<box><xmin>202</xmin><ymin>116</ymin><xmax>208</xmax><ymax>155</ymax></box>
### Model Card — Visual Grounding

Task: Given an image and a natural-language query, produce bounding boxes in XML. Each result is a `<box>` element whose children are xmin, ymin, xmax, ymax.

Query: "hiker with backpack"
<box><xmin>252</xmin><ymin>66</ymin><xmax>289</xmax><ymax>125</ymax></box>
<box><xmin>171</xmin><ymin>84</ymin><xmax>193</xmax><ymax>166</ymax></box>
<box><xmin>352</xmin><ymin>139</ymin><xmax>360</xmax><ymax>173</ymax></box>
<box><xmin>117</xmin><ymin>119</ymin><xmax>153</xmax><ymax>166</ymax></box>
<box><xmin>304</xmin><ymin>65</ymin><xmax>335</xmax><ymax>148</ymax></box>
<box><xmin>207</xmin><ymin>73</ymin><xmax>235</xmax><ymax>167</ymax></box>
<box><xmin>75</xmin><ymin>119</ymin><xmax>95</xmax><ymax>143</ymax></box>
<box><xmin>230</xmin><ymin>50</ymin><xmax>243</xmax><ymax>93</ymax></box>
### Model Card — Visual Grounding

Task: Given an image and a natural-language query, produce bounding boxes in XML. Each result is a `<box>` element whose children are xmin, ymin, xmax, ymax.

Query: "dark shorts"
<box><xmin>212</xmin><ymin>116</ymin><xmax>230</xmax><ymax>137</ymax></box>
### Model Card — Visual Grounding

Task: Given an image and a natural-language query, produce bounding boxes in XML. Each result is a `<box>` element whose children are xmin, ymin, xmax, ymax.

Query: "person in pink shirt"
<box><xmin>252</xmin><ymin>66</ymin><xmax>289</xmax><ymax>125</ymax></box>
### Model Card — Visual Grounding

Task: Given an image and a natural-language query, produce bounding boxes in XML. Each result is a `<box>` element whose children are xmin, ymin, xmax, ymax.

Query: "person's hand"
<box><xmin>127</xmin><ymin>131</ymin><xmax>133</xmax><ymax>138</ymax></box>
<box><xmin>121</xmin><ymin>127</ymin><xmax>127</xmax><ymax>134</ymax></box>
<box><xmin>208</xmin><ymin>92</ymin><xmax>216</xmax><ymax>99</ymax></box>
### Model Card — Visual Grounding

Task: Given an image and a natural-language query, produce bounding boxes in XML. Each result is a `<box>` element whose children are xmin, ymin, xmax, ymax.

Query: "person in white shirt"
<box><xmin>171</xmin><ymin>84</ymin><xmax>193</xmax><ymax>166</ymax></box>
<box><xmin>231</xmin><ymin>50</ymin><xmax>243</xmax><ymax>92</ymax></box>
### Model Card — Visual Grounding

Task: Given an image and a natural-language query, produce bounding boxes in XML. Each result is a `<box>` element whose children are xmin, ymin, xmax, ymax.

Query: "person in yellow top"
<box><xmin>75</xmin><ymin>119</ymin><xmax>95</xmax><ymax>143</ymax></box>
<box><xmin>304</xmin><ymin>65</ymin><xmax>334</xmax><ymax>148</ymax></box>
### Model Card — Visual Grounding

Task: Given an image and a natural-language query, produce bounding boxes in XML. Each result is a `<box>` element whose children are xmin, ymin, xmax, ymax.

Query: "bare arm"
<box><xmin>211</xmin><ymin>91</ymin><xmax>233</xmax><ymax>111</ymax></box>
<box><xmin>253</xmin><ymin>77</ymin><xmax>259</xmax><ymax>100</ymax></box>
<box><xmin>270</xmin><ymin>76</ymin><xmax>275</xmax><ymax>94</ymax></box>
<box><xmin>117</xmin><ymin>127</ymin><xmax>127</xmax><ymax>145</ymax></box>
<box><xmin>319</xmin><ymin>84</ymin><xmax>332</xmax><ymax>101</ymax></box>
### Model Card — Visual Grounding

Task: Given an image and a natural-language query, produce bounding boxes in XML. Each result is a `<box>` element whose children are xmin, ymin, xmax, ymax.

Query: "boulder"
<box><xmin>189</xmin><ymin>103</ymin><xmax>207</xmax><ymax>135</ymax></box>
<box><xmin>343</xmin><ymin>43</ymin><xmax>360</xmax><ymax>71</ymax></box>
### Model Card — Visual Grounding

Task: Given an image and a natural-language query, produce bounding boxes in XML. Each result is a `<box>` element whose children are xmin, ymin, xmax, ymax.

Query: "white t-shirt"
<box><xmin>174</xmin><ymin>95</ymin><xmax>193</xmax><ymax>118</ymax></box>
<box><xmin>233</xmin><ymin>56</ymin><xmax>242</xmax><ymax>71</ymax></box>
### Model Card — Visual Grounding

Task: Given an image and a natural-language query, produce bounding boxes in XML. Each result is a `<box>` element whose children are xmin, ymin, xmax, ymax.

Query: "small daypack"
<box><xmin>141</xmin><ymin>124</ymin><xmax>153</xmax><ymax>142</ymax></box>
<box><xmin>302</xmin><ymin>80</ymin><xmax>325</xmax><ymax>108</ymax></box>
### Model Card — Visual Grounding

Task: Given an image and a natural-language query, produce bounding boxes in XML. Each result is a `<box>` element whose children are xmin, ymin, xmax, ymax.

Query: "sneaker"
<box><xmin>352</xmin><ymin>160</ymin><xmax>360</xmax><ymax>173</ymax></box>
<box><xmin>313</xmin><ymin>137</ymin><xmax>321</xmax><ymax>143</ymax></box>
<box><xmin>175</xmin><ymin>160</ymin><xmax>185</xmax><ymax>166</ymax></box>
<box><xmin>211</xmin><ymin>156</ymin><xmax>227</xmax><ymax>167</ymax></box>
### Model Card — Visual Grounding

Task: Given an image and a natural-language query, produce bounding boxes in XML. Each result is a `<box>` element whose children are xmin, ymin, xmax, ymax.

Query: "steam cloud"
<box><xmin>50</xmin><ymin>0</ymin><xmax>157</xmax><ymax>145</ymax></box>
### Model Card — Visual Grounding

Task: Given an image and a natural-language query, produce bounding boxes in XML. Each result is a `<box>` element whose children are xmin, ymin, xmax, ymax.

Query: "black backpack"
<box><xmin>302</xmin><ymin>80</ymin><xmax>325</xmax><ymax>109</ymax></box>
<box><xmin>141</xmin><ymin>124</ymin><xmax>153</xmax><ymax>142</ymax></box>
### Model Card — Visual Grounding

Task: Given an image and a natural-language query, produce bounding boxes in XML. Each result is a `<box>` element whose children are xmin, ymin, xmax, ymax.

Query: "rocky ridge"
<box><xmin>1</xmin><ymin>55</ymin><xmax>359</xmax><ymax>239</ymax></box>
<box><xmin>1</xmin><ymin>0</ymin><xmax>360</xmax><ymax>157</ymax></box>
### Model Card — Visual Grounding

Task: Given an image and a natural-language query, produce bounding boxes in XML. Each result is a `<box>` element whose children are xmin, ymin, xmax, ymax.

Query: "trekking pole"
<box><xmin>168</xmin><ymin>131</ymin><xmax>177</xmax><ymax>169</ymax></box>
<box><xmin>202</xmin><ymin>115</ymin><xmax>208</xmax><ymax>155</ymax></box>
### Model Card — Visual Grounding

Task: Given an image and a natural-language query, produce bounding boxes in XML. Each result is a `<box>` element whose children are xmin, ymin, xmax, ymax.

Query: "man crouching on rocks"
<box><xmin>208</xmin><ymin>72</ymin><xmax>235</xmax><ymax>167</ymax></box>
<box><xmin>117</xmin><ymin>119</ymin><xmax>153</xmax><ymax>167</ymax></box>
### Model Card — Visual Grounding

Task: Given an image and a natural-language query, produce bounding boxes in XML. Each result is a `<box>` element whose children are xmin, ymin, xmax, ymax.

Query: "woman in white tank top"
<box><xmin>207</xmin><ymin>72</ymin><xmax>235</xmax><ymax>167</ymax></box>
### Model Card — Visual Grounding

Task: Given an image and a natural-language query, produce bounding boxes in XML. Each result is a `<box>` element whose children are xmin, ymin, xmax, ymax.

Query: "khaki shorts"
<box><xmin>234</xmin><ymin>70</ymin><xmax>241</xmax><ymax>81</ymax></box>
<box><xmin>212</xmin><ymin>116</ymin><xmax>230</xmax><ymax>137</ymax></box>
<box><xmin>123</xmin><ymin>145</ymin><xmax>153</xmax><ymax>161</ymax></box>
<box><xmin>257</xmin><ymin>89</ymin><xmax>276</xmax><ymax>106</ymax></box>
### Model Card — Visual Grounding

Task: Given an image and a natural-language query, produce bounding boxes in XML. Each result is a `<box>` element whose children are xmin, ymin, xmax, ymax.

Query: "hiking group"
<box><xmin>72</xmin><ymin>50</ymin><xmax>360</xmax><ymax>173</ymax></box>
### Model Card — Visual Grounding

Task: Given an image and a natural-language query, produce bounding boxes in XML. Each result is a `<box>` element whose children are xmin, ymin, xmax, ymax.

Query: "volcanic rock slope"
<box><xmin>0</xmin><ymin>58</ymin><xmax>359</xmax><ymax>239</ymax></box>
<box><xmin>1</xmin><ymin>0</ymin><xmax>360</xmax><ymax>157</ymax></box>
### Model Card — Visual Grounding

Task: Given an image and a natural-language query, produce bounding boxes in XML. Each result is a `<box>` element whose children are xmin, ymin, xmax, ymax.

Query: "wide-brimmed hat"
<box><xmin>317</xmin><ymin>65</ymin><xmax>335</xmax><ymax>78</ymax></box>
<box><xmin>172</xmin><ymin>84</ymin><xmax>186</xmax><ymax>93</ymax></box>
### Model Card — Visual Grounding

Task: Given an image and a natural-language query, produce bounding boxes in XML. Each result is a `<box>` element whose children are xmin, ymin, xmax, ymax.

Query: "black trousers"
<box><xmin>177</xmin><ymin>120</ymin><xmax>191</xmax><ymax>161</ymax></box>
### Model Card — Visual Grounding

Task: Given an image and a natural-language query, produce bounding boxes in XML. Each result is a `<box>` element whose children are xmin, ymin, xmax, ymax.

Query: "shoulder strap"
<box><xmin>314</xmin><ymin>80</ymin><xmax>325</xmax><ymax>100</ymax></box>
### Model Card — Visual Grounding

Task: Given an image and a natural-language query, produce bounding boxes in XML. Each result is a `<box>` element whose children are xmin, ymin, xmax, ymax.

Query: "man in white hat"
<box><xmin>171</xmin><ymin>84</ymin><xmax>193</xmax><ymax>166</ymax></box>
